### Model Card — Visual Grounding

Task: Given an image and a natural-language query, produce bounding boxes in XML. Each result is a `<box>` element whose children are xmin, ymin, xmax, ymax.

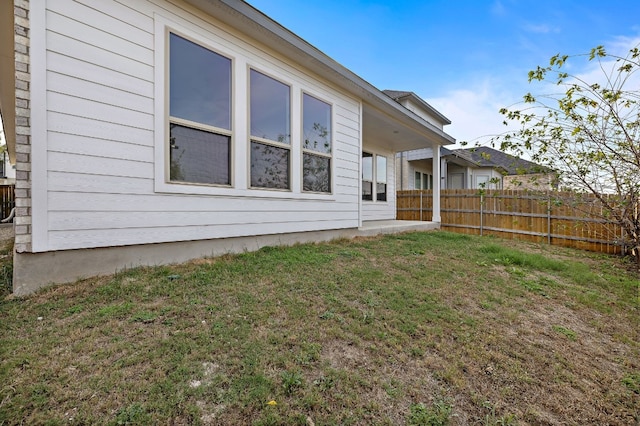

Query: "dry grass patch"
<box><xmin>1</xmin><ymin>232</ymin><xmax>638</xmax><ymax>425</ymax></box>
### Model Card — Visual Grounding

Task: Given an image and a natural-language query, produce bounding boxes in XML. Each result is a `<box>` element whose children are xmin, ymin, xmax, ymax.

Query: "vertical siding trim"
<box><xmin>30</xmin><ymin>0</ymin><xmax>47</xmax><ymax>252</ymax></box>
<box><xmin>152</xmin><ymin>15</ymin><xmax>167</xmax><ymax>192</ymax></box>
<box><xmin>357</xmin><ymin>101</ymin><xmax>363</xmax><ymax>227</ymax></box>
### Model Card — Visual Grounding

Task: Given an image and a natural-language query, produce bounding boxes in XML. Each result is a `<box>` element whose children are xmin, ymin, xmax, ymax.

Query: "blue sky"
<box><xmin>246</xmin><ymin>0</ymin><xmax>640</xmax><ymax>147</ymax></box>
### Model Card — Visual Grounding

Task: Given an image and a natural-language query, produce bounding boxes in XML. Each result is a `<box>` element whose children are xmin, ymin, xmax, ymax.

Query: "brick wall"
<box><xmin>14</xmin><ymin>0</ymin><xmax>31</xmax><ymax>253</ymax></box>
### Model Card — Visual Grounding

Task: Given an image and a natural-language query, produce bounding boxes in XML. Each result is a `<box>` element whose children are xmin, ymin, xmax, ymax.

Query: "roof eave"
<box><xmin>184</xmin><ymin>0</ymin><xmax>454</xmax><ymax>146</ymax></box>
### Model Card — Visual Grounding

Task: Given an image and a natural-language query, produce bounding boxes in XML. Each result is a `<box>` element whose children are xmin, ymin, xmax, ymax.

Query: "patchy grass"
<box><xmin>0</xmin><ymin>231</ymin><xmax>638</xmax><ymax>425</ymax></box>
<box><xmin>0</xmin><ymin>238</ymin><xmax>13</xmax><ymax>298</ymax></box>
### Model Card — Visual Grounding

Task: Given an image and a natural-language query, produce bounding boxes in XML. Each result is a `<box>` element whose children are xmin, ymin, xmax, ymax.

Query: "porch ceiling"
<box><xmin>362</xmin><ymin>103</ymin><xmax>453</xmax><ymax>152</ymax></box>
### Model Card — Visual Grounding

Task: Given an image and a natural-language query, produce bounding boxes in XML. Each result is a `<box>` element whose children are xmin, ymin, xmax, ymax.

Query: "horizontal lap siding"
<box><xmin>42</xmin><ymin>0</ymin><xmax>360</xmax><ymax>251</ymax></box>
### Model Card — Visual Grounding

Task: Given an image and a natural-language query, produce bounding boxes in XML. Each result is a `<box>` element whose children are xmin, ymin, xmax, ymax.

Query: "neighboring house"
<box><xmin>0</xmin><ymin>0</ymin><xmax>454</xmax><ymax>294</ymax></box>
<box><xmin>0</xmin><ymin>126</ymin><xmax>16</xmax><ymax>185</ymax></box>
<box><xmin>385</xmin><ymin>91</ymin><xmax>454</xmax><ymax>191</ymax></box>
<box><xmin>397</xmin><ymin>146</ymin><xmax>555</xmax><ymax>191</ymax></box>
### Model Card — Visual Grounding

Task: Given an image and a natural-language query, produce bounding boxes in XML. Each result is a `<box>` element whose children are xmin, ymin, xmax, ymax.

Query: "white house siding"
<box><xmin>38</xmin><ymin>0</ymin><xmax>361</xmax><ymax>252</ymax></box>
<box><xmin>361</xmin><ymin>145</ymin><xmax>396</xmax><ymax>221</ymax></box>
<box><xmin>398</xmin><ymin>99</ymin><xmax>443</xmax><ymax>130</ymax></box>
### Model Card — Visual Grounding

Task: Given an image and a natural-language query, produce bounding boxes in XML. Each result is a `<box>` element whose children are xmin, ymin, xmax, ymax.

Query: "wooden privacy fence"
<box><xmin>397</xmin><ymin>189</ymin><xmax>630</xmax><ymax>255</ymax></box>
<box><xmin>0</xmin><ymin>185</ymin><xmax>15</xmax><ymax>221</ymax></box>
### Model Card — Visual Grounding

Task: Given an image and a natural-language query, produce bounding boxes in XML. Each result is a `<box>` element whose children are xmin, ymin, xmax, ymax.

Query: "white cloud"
<box><xmin>426</xmin><ymin>79</ymin><xmax>523</xmax><ymax>148</ymax></box>
<box><xmin>426</xmin><ymin>35</ymin><xmax>640</xmax><ymax>150</ymax></box>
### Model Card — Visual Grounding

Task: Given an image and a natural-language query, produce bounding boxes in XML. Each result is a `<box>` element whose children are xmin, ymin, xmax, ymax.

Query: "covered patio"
<box><xmin>358</xmin><ymin>219</ymin><xmax>440</xmax><ymax>237</ymax></box>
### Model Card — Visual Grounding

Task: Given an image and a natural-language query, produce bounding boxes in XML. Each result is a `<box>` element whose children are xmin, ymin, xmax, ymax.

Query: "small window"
<box><xmin>376</xmin><ymin>155</ymin><xmax>387</xmax><ymax>201</ymax></box>
<box><xmin>168</xmin><ymin>33</ymin><xmax>232</xmax><ymax>185</ymax></box>
<box><xmin>302</xmin><ymin>94</ymin><xmax>332</xmax><ymax>193</ymax></box>
<box><xmin>362</xmin><ymin>152</ymin><xmax>373</xmax><ymax>201</ymax></box>
<box><xmin>414</xmin><ymin>171</ymin><xmax>421</xmax><ymax>190</ymax></box>
<box><xmin>250</xmin><ymin>70</ymin><xmax>291</xmax><ymax>189</ymax></box>
<box><xmin>420</xmin><ymin>172</ymin><xmax>433</xmax><ymax>189</ymax></box>
<box><xmin>476</xmin><ymin>175</ymin><xmax>490</xmax><ymax>189</ymax></box>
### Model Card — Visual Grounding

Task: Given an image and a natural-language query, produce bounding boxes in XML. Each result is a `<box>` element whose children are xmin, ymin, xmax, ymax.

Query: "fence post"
<box><xmin>480</xmin><ymin>193</ymin><xmax>484</xmax><ymax>236</ymax></box>
<box><xmin>547</xmin><ymin>193</ymin><xmax>552</xmax><ymax>245</ymax></box>
<box><xmin>419</xmin><ymin>191</ymin><xmax>423</xmax><ymax>222</ymax></box>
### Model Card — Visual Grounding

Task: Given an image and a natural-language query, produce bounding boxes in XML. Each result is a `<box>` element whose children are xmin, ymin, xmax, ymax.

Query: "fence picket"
<box><xmin>0</xmin><ymin>185</ymin><xmax>15</xmax><ymax>221</ymax></box>
<box><xmin>397</xmin><ymin>189</ymin><xmax>632</xmax><ymax>255</ymax></box>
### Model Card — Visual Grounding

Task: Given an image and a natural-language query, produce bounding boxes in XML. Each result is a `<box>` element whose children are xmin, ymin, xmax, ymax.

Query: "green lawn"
<box><xmin>1</xmin><ymin>231</ymin><xmax>638</xmax><ymax>425</ymax></box>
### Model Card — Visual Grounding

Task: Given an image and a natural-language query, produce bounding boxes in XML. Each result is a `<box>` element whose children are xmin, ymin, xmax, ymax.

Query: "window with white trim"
<box><xmin>414</xmin><ymin>171</ymin><xmax>421</xmax><ymax>189</ymax></box>
<box><xmin>250</xmin><ymin>69</ymin><xmax>291</xmax><ymax>190</ymax></box>
<box><xmin>362</xmin><ymin>152</ymin><xmax>387</xmax><ymax>201</ymax></box>
<box><xmin>168</xmin><ymin>33</ymin><xmax>232</xmax><ymax>185</ymax></box>
<box><xmin>302</xmin><ymin>93</ymin><xmax>332</xmax><ymax>193</ymax></box>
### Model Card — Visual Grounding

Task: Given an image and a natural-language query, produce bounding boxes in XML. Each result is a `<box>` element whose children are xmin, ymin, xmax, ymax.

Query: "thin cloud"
<box><xmin>491</xmin><ymin>0</ymin><xmax>506</xmax><ymax>17</ymax></box>
<box><xmin>524</xmin><ymin>23</ymin><xmax>561</xmax><ymax>34</ymax></box>
<box><xmin>426</xmin><ymin>80</ymin><xmax>522</xmax><ymax>148</ymax></box>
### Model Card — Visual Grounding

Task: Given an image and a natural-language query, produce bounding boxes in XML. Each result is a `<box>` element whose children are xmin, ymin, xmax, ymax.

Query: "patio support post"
<box><xmin>432</xmin><ymin>145</ymin><xmax>441</xmax><ymax>222</ymax></box>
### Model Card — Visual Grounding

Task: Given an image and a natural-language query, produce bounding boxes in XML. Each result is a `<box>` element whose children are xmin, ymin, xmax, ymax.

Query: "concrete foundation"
<box><xmin>12</xmin><ymin>220</ymin><xmax>439</xmax><ymax>296</ymax></box>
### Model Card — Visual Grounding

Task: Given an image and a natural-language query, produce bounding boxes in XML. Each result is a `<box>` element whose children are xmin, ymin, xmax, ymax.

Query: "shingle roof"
<box><xmin>382</xmin><ymin>90</ymin><xmax>412</xmax><ymax>99</ymax></box>
<box><xmin>453</xmin><ymin>146</ymin><xmax>549</xmax><ymax>175</ymax></box>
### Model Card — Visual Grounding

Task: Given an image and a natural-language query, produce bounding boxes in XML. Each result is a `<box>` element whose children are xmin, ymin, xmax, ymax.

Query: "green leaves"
<box><xmin>589</xmin><ymin>45</ymin><xmax>606</xmax><ymax>60</ymax></box>
<box><xmin>494</xmin><ymin>43</ymin><xmax>640</xmax><ymax>263</ymax></box>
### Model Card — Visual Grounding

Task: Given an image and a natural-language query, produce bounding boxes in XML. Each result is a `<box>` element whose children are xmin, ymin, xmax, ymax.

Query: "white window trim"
<box><xmin>153</xmin><ymin>16</ymin><xmax>335</xmax><ymax>201</ymax></box>
<box><xmin>362</xmin><ymin>151</ymin><xmax>388</xmax><ymax>203</ymax></box>
<box><xmin>248</xmin><ymin>67</ymin><xmax>292</xmax><ymax>192</ymax></box>
<box><xmin>301</xmin><ymin>91</ymin><xmax>334</xmax><ymax>194</ymax></box>
<box><xmin>376</xmin><ymin>154</ymin><xmax>388</xmax><ymax>203</ymax></box>
<box><xmin>154</xmin><ymin>17</ymin><xmax>238</xmax><ymax>196</ymax></box>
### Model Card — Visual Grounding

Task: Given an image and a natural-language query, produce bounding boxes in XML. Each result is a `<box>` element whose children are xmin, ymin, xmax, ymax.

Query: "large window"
<box><xmin>250</xmin><ymin>70</ymin><xmax>291</xmax><ymax>189</ymax></box>
<box><xmin>302</xmin><ymin>94</ymin><xmax>332</xmax><ymax>193</ymax></box>
<box><xmin>168</xmin><ymin>33</ymin><xmax>231</xmax><ymax>185</ymax></box>
<box><xmin>160</xmin><ymin>25</ymin><xmax>336</xmax><ymax>197</ymax></box>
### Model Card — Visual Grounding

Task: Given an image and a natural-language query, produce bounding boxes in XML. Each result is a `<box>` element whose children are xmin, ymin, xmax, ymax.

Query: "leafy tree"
<box><xmin>494</xmin><ymin>44</ymin><xmax>640</xmax><ymax>263</ymax></box>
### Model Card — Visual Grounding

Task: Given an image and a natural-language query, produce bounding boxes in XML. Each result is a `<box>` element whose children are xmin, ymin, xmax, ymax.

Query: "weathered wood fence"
<box><xmin>0</xmin><ymin>185</ymin><xmax>15</xmax><ymax>221</ymax></box>
<box><xmin>397</xmin><ymin>189</ymin><xmax>630</xmax><ymax>255</ymax></box>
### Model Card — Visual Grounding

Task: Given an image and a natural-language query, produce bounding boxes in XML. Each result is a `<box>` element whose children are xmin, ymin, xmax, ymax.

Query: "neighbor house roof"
<box><xmin>408</xmin><ymin>146</ymin><xmax>480</xmax><ymax>168</ymax></box>
<box><xmin>404</xmin><ymin>146</ymin><xmax>549</xmax><ymax>174</ymax></box>
<box><xmin>453</xmin><ymin>146</ymin><xmax>549</xmax><ymax>175</ymax></box>
<box><xmin>383</xmin><ymin>90</ymin><xmax>452</xmax><ymax>125</ymax></box>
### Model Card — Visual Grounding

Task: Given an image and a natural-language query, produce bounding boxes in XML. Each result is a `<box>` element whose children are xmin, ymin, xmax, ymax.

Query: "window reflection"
<box><xmin>250</xmin><ymin>70</ymin><xmax>290</xmax><ymax>144</ymax></box>
<box><xmin>303</xmin><ymin>154</ymin><xmax>330</xmax><ymax>192</ymax></box>
<box><xmin>170</xmin><ymin>33</ymin><xmax>231</xmax><ymax>130</ymax></box>
<box><xmin>250</xmin><ymin>141</ymin><xmax>290</xmax><ymax>189</ymax></box>
<box><xmin>170</xmin><ymin>124</ymin><xmax>230</xmax><ymax>185</ymax></box>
